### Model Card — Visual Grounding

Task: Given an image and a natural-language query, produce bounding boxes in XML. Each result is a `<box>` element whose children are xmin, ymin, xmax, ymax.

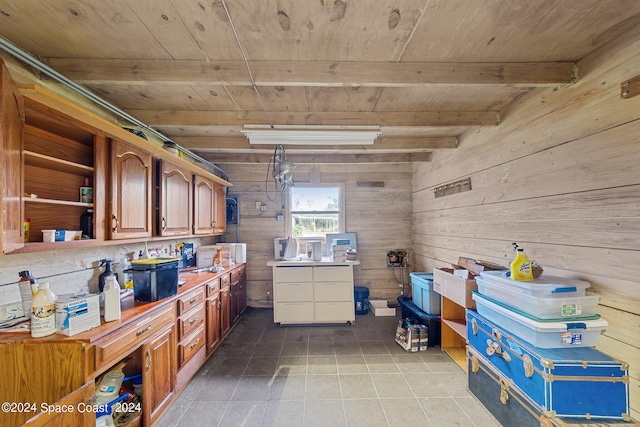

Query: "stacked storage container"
<box><xmin>473</xmin><ymin>271</ymin><xmax>606</xmax><ymax>348</ymax></box>
<box><xmin>466</xmin><ymin>270</ymin><xmax>631</xmax><ymax>424</ymax></box>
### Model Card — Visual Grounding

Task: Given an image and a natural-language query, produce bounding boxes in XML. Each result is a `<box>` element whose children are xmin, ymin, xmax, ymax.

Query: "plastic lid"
<box><xmin>479</xmin><ymin>270</ymin><xmax>590</xmax><ymax>292</ymax></box>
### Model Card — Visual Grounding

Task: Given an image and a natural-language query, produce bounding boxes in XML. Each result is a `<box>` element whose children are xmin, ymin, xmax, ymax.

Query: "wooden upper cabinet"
<box><xmin>109</xmin><ymin>138</ymin><xmax>152</xmax><ymax>239</ymax></box>
<box><xmin>0</xmin><ymin>60</ymin><xmax>25</xmax><ymax>253</ymax></box>
<box><xmin>193</xmin><ymin>174</ymin><xmax>214</xmax><ymax>235</ymax></box>
<box><xmin>193</xmin><ymin>174</ymin><xmax>227</xmax><ymax>235</ymax></box>
<box><xmin>158</xmin><ymin>159</ymin><xmax>192</xmax><ymax>236</ymax></box>
<box><xmin>214</xmin><ymin>182</ymin><xmax>226</xmax><ymax>234</ymax></box>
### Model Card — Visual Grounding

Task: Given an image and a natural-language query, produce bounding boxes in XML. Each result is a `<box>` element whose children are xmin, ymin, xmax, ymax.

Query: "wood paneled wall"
<box><xmin>220</xmin><ymin>163</ymin><xmax>414</xmax><ymax>308</ymax></box>
<box><xmin>411</xmin><ymin>28</ymin><xmax>640</xmax><ymax>418</ymax></box>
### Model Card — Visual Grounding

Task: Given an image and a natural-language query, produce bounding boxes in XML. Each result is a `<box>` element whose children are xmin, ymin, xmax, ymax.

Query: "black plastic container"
<box><xmin>126</xmin><ymin>258</ymin><xmax>179</xmax><ymax>302</ymax></box>
<box><xmin>397</xmin><ymin>296</ymin><xmax>441</xmax><ymax>347</ymax></box>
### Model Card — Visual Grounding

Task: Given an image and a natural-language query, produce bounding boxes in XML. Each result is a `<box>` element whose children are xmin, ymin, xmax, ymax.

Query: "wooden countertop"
<box><xmin>0</xmin><ymin>264</ymin><xmax>244</xmax><ymax>345</ymax></box>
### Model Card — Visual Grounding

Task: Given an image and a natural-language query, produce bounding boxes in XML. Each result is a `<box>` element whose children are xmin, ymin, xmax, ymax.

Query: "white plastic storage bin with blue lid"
<box><xmin>409</xmin><ymin>272</ymin><xmax>440</xmax><ymax>315</ymax></box>
<box><xmin>472</xmin><ymin>292</ymin><xmax>608</xmax><ymax>348</ymax></box>
<box><xmin>475</xmin><ymin>276</ymin><xmax>600</xmax><ymax>320</ymax></box>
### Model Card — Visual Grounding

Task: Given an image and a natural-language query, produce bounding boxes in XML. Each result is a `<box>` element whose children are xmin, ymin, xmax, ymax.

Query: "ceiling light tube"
<box><xmin>242</xmin><ymin>125</ymin><xmax>381</xmax><ymax>145</ymax></box>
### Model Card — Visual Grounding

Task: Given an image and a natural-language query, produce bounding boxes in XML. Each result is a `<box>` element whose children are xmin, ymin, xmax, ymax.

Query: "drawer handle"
<box><xmin>161</xmin><ymin>216</ymin><xmax>167</xmax><ymax>230</ymax></box>
<box><xmin>190</xmin><ymin>338</ymin><xmax>200</xmax><ymax>349</ymax></box>
<box><xmin>189</xmin><ymin>316</ymin><xmax>199</xmax><ymax>325</ymax></box>
<box><xmin>111</xmin><ymin>214</ymin><xmax>119</xmax><ymax>232</ymax></box>
<box><xmin>189</xmin><ymin>296</ymin><xmax>199</xmax><ymax>305</ymax></box>
<box><xmin>145</xmin><ymin>350</ymin><xmax>152</xmax><ymax>372</ymax></box>
<box><xmin>136</xmin><ymin>324</ymin><xmax>153</xmax><ymax>336</ymax></box>
<box><xmin>485</xmin><ymin>339</ymin><xmax>511</xmax><ymax>362</ymax></box>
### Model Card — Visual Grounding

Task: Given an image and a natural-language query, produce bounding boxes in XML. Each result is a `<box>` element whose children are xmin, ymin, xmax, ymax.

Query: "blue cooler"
<box><xmin>410</xmin><ymin>272</ymin><xmax>440</xmax><ymax>315</ymax></box>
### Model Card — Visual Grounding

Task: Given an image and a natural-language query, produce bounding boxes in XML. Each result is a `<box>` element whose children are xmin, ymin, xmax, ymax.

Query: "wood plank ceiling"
<box><xmin>0</xmin><ymin>0</ymin><xmax>639</xmax><ymax>164</ymax></box>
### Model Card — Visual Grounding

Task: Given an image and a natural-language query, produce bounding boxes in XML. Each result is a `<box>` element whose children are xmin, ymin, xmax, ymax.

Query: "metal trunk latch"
<box><xmin>499</xmin><ymin>378</ymin><xmax>510</xmax><ymax>404</ymax></box>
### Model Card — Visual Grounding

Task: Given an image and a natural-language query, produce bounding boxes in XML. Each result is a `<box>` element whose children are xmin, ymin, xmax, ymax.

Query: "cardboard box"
<box><xmin>433</xmin><ymin>268</ymin><xmax>477</xmax><ymax>309</ymax></box>
<box><xmin>197</xmin><ymin>245</ymin><xmax>217</xmax><ymax>268</ymax></box>
<box><xmin>54</xmin><ymin>230</ymin><xmax>82</xmax><ymax>241</ymax></box>
<box><xmin>55</xmin><ymin>294</ymin><xmax>100</xmax><ymax>336</ymax></box>
<box><xmin>395</xmin><ymin>319</ymin><xmax>420</xmax><ymax>352</ymax></box>
<box><xmin>370</xmin><ymin>299</ymin><xmax>396</xmax><ymax>316</ymax></box>
<box><xmin>416</xmin><ymin>324</ymin><xmax>429</xmax><ymax>351</ymax></box>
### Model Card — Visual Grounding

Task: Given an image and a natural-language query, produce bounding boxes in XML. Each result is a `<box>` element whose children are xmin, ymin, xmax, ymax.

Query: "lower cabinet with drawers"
<box><xmin>268</xmin><ymin>260</ymin><xmax>359</xmax><ymax>325</ymax></box>
<box><xmin>0</xmin><ymin>263</ymin><xmax>246</xmax><ymax>427</ymax></box>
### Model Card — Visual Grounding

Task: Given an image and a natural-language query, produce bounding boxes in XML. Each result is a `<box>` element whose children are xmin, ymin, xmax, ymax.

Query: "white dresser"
<box><xmin>267</xmin><ymin>259</ymin><xmax>360</xmax><ymax>325</ymax></box>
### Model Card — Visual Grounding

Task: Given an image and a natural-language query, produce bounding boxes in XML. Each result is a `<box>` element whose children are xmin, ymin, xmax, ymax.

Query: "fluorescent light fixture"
<box><xmin>242</xmin><ymin>125</ymin><xmax>381</xmax><ymax>145</ymax></box>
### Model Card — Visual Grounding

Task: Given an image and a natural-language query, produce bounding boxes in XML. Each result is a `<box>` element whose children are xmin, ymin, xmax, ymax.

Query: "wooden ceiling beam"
<box><xmin>129</xmin><ymin>110</ymin><xmax>499</xmax><ymax>127</ymax></box>
<box><xmin>176</xmin><ymin>136</ymin><xmax>457</xmax><ymax>151</ymax></box>
<box><xmin>44</xmin><ymin>59</ymin><xmax>575</xmax><ymax>86</ymax></box>
<box><xmin>198</xmin><ymin>152</ymin><xmax>432</xmax><ymax>164</ymax></box>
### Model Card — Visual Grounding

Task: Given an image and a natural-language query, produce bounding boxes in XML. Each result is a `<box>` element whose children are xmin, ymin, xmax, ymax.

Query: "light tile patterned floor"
<box><xmin>157</xmin><ymin>308</ymin><xmax>501</xmax><ymax>427</ymax></box>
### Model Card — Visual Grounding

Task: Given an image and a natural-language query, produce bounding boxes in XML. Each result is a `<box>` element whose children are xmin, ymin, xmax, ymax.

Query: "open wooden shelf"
<box><xmin>24</xmin><ymin>197</ymin><xmax>94</xmax><ymax>208</ymax></box>
<box><xmin>24</xmin><ymin>150</ymin><xmax>94</xmax><ymax>176</ymax></box>
<box><xmin>440</xmin><ymin>295</ymin><xmax>471</xmax><ymax>373</ymax></box>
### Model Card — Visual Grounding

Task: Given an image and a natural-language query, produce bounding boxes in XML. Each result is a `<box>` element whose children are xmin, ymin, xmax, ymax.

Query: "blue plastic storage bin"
<box><xmin>410</xmin><ymin>272</ymin><xmax>441</xmax><ymax>315</ymax></box>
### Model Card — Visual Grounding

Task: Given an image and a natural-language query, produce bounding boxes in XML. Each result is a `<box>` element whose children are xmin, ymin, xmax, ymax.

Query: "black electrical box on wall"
<box><xmin>226</xmin><ymin>196</ymin><xmax>239</xmax><ymax>225</ymax></box>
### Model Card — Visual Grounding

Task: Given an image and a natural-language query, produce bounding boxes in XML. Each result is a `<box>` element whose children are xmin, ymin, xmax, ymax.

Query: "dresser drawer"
<box><xmin>178</xmin><ymin>303</ymin><xmax>205</xmax><ymax>340</ymax></box>
<box><xmin>178</xmin><ymin>326</ymin><xmax>205</xmax><ymax>368</ymax></box>
<box><xmin>315</xmin><ymin>302</ymin><xmax>354</xmax><ymax>322</ymax></box>
<box><xmin>275</xmin><ymin>302</ymin><xmax>314</xmax><ymax>323</ymax></box>
<box><xmin>95</xmin><ymin>304</ymin><xmax>174</xmax><ymax>369</ymax></box>
<box><xmin>274</xmin><ymin>266</ymin><xmax>313</xmax><ymax>283</ymax></box>
<box><xmin>275</xmin><ymin>282</ymin><xmax>313</xmax><ymax>301</ymax></box>
<box><xmin>176</xmin><ymin>287</ymin><xmax>205</xmax><ymax>315</ymax></box>
<box><xmin>313</xmin><ymin>265</ymin><xmax>351</xmax><ymax>282</ymax></box>
<box><xmin>220</xmin><ymin>273</ymin><xmax>231</xmax><ymax>289</ymax></box>
<box><xmin>314</xmin><ymin>282</ymin><xmax>353</xmax><ymax>301</ymax></box>
<box><xmin>232</xmin><ymin>264</ymin><xmax>246</xmax><ymax>280</ymax></box>
<box><xmin>205</xmin><ymin>278</ymin><xmax>220</xmax><ymax>296</ymax></box>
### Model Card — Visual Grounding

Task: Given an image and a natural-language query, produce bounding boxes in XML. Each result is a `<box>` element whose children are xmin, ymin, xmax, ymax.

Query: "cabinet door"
<box><xmin>220</xmin><ymin>286</ymin><xmax>231</xmax><ymax>337</ymax></box>
<box><xmin>143</xmin><ymin>324</ymin><xmax>176</xmax><ymax>427</ymax></box>
<box><xmin>110</xmin><ymin>139</ymin><xmax>152</xmax><ymax>239</ymax></box>
<box><xmin>158</xmin><ymin>159</ymin><xmax>192</xmax><ymax>236</ymax></box>
<box><xmin>237</xmin><ymin>270</ymin><xmax>247</xmax><ymax>318</ymax></box>
<box><xmin>193</xmin><ymin>174</ymin><xmax>214</xmax><ymax>235</ymax></box>
<box><xmin>214</xmin><ymin>182</ymin><xmax>226</xmax><ymax>234</ymax></box>
<box><xmin>0</xmin><ymin>60</ymin><xmax>24</xmax><ymax>253</ymax></box>
<box><xmin>206</xmin><ymin>292</ymin><xmax>221</xmax><ymax>354</ymax></box>
<box><xmin>231</xmin><ymin>280</ymin><xmax>239</xmax><ymax>323</ymax></box>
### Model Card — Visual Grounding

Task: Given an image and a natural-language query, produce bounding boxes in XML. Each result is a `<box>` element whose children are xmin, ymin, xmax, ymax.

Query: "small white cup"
<box><xmin>42</xmin><ymin>230</ymin><xmax>55</xmax><ymax>243</ymax></box>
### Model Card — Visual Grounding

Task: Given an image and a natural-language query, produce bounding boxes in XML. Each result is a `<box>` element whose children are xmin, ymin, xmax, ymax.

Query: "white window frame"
<box><xmin>285</xmin><ymin>183</ymin><xmax>345</xmax><ymax>244</ymax></box>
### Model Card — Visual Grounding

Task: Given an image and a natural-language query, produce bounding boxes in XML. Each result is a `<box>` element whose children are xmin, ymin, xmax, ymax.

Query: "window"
<box><xmin>287</xmin><ymin>184</ymin><xmax>344</xmax><ymax>238</ymax></box>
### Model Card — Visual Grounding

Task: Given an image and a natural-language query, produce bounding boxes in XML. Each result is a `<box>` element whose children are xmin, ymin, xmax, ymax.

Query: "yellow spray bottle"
<box><xmin>510</xmin><ymin>243</ymin><xmax>533</xmax><ymax>281</ymax></box>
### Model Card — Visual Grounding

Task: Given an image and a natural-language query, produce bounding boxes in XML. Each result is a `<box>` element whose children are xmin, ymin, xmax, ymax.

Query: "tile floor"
<box><xmin>157</xmin><ymin>307</ymin><xmax>501</xmax><ymax>427</ymax></box>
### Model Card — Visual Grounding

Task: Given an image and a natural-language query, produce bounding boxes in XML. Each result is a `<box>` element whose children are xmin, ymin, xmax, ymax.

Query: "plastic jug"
<box><xmin>31</xmin><ymin>282</ymin><xmax>56</xmax><ymax>337</ymax></box>
<box><xmin>103</xmin><ymin>275</ymin><xmax>121</xmax><ymax>322</ymax></box>
<box><xmin>510</xmin><ymin>243</ymin><xmax>533</xmax><ymax>281</ymax></box>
